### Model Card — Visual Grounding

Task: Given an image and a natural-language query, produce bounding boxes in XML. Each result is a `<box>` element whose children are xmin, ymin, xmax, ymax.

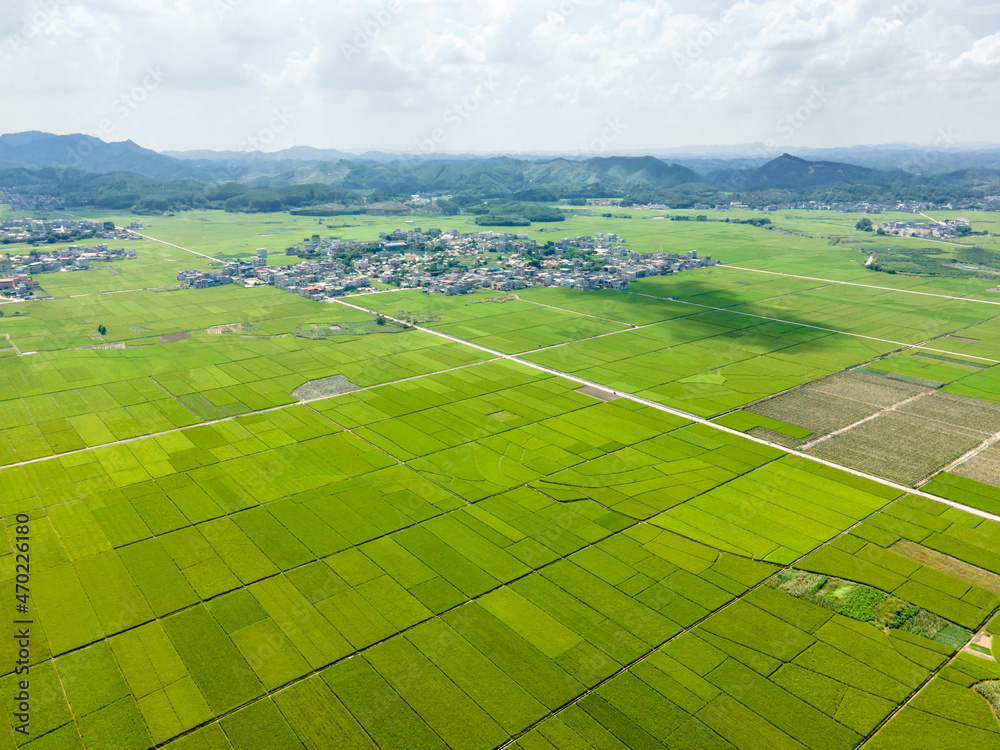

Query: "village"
<box><xmin>0</xmin><ymin>244</ymin><xmax>139</xmax><ymax>298</ymax></box>
<box><xmin>877</xmin><ymin>217</ymin><xmax>973</xmax><ymax>239</ymax></box>
<box><xmin>0</xmin><ymin>217</ymin><xmax>143</xmax><ymax>245</ymax></box>
<box><xmin>176</xmin><ymin>229</ymin><xmax>719</xmax><ymax>300</ymax></box>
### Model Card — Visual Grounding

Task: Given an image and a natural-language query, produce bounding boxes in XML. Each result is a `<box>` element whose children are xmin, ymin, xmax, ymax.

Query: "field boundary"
<box><xmin>718</xmin><ymin>263</ymin><xmax>1000</xmax><ymax>306</ymax></box>
<box><xmin>335</xmin><ymin>297</ymin><xmax>1000</xmax><ymax>525</ymax></box>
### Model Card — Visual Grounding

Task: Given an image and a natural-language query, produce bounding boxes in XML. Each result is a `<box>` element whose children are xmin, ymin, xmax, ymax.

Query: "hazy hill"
<box><xmin>721</xmin><ymin>153</ymin><xmax>914</xmax><ymax>190</ymax></box>
<box><xmin>258</xmin><ymin>155</ymin><xmax>711</xmax><ymax>197</ymax></box>
<box><xmin>0</xmin><ymin>132</ymin><xmax>205</xmax><ymax>179</ymax></box>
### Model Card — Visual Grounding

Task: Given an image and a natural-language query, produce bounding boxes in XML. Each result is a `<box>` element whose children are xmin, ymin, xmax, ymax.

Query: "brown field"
<box><xmin>292</xmin><ymin>374</ymin><xmax>359</xmax><ymax>400</ymax></box>
<box><xmin>891</xmin><ymin>539</ymin><xmax>1000</xmax><ymax>595</ymax></box>
<box><xmin>746</xmin><ymin>370</ymin><xmax>933</xmax><ymax>447</ymax></box>
<box><xmin>159</xmin><ymin>331</ymin><xmax>192</xmax><ymax>344</ymax></box>
<box><xmin>576</xmin><ymin>385</ymin><xmax>620</xmax><ymax>402</ymax></box>
<box><xmin>746</xmin><ymin>371</ymin><xmax>1000</xmax><ymax>486</ymax></box>
<box><xmin>806</xmin><ymin>409</ymin><xmax>986</xmax><ymax>486</ymax></box>
<box><xmin>805</xmin><ymin>391</ymin><xmax>1000</xmax><ymax>485</ymax></box>
<box><xmin>746</xmin><ymin>426</ymin><xmax>801</xmax><ymax>448</ymax></box>
<box><xmin>952</xmin><ymin>441</ymin><xmax>1000</xmax><ymax>489</ymax></box>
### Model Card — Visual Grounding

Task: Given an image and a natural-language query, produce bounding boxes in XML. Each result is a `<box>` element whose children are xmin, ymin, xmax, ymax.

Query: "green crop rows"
<box><xmin>3</xmin><ymin>209</ymin><xmax>1000</xmax><ymax>749</ymax></box>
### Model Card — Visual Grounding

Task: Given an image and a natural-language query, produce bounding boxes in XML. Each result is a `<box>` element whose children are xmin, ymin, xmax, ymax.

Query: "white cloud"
<box><xmin>0</xmin><ymin>0</ymin><xmax>997</xmax><ymax>152</ymax></box>
<box><xmin>954</xmin><ymin>30</ymin><xmax>1000</xmax><ymax>67</ymax></box>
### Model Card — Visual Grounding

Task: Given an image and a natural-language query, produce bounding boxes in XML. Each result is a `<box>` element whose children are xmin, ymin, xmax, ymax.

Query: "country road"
<box><xmin>14</xmin><ymin>226</ymin><xmax>1000</xmax><ymax>525</ymax></box>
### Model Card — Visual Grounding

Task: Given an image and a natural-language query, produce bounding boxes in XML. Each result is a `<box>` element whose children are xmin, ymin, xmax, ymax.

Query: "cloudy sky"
<box><xmin>2</xmin><ymin>0</ymin><xmax>999</xmax><ymax>155</ymax></box>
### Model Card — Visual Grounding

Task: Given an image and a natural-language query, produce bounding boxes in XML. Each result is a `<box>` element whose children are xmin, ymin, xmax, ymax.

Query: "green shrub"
<box><xmin>889</xmin><ymin>604</ymin><xmax>920</xmax><ymax>629</ymax></box>
<box><xmin>839</xmin><ymin>585</ymin><xmax>888</xmax><ymax>623</ymax></box>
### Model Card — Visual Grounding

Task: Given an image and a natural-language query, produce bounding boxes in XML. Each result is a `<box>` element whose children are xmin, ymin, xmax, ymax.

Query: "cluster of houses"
<box><xmin>0</xmin><ymin>242</ymin><xmax>141</xmax><ymax>299</ymax></box>
<box><xmin>877</xmin><ymin>218</ymin><xmax>971</xmax><ymax>239</ymax></box>
<box><xmin>1</xmin><ymin>245</ymin><xmax>137</xmax><ymax>275</ymax></box>
<box><xmin>0</xmin><ymin>218</ymin><xmax>141</xmax><ymax>244</ymax></box>
<box><xmin>0</xmin><ymin>273</ymin><xmax>43</xmax><ymax>298</ymax></box>
<box><xmin>425</xmin><ymin>248</ymin><xmax>717</xmax><ymax>295</ymax></box>
<box><xmin>176</xmin><ymin>231</ymin><xmax>719</xmax><ymax>300</ymax></box>
<box><xmin>0</xmin><ymin>253</ymin><xmax>43</xmax><ymax>297</ymax></box>
<box><xmin>0</xmin><ymin>190</ymin><xmax>64</xmax><ymax>212</ymax></box>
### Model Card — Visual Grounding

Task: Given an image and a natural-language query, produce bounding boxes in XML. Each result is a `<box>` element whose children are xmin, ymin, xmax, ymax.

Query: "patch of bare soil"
<box><xmin>159</xmin><ymin>331</ymin><xmax>192</xmax><ymax>344</ymax></box>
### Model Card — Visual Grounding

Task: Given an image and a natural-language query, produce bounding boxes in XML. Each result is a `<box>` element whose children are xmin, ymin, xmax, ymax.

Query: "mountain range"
<box><xmin>2</xmin><ymin>132</ymin><xmax>1000</xmax><ymax>211</ymax></box>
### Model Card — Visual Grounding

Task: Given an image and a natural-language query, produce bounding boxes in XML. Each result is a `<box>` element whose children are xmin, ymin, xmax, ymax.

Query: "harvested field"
<box><xmin>746</xmin><ymin>426</ymin><xmax>801</xmax><ymax>448</ymax></box>
<box><xmin>861</xmin><ymin>367</ymin><xmax>947</xmax><ymax>389</ymax></box>
<box><xmin>292</xmin><ymin>374</ymin><xmax>360</xmax><ymax>400</ymax></box>
<box><xmin>295</xmin><ymin>320</ymin><xmax>407</xmax><ymax>337</ymax></box>
<box><xmin>809</xmin><ymin>370</ymin><xmax>931</xmax><ymax>407</ymax></box>
<box><xmin>746</xmin><ymin>371</ymin><xmax>931</xmax><ymax>446</ymax></box>
<box><xmin>953</xmin><ymin>441</ymin><xmax>1000</xmax><ymax>488</ymax></box>
<box><xmin>748</xmin><ymin>371</ymin><xmax>1000</xmax><ymax>485</ymax></box>
<box><xmin>967</xmin><ymin>632</ymin><xmax>995</xmax><ymax>661</ymax></box>
<box><xmin>807</xmin><ymin>409</ymin><xmax>986</xmax><ymax>485</ymax></box>
<box><xmin>974</xmin><ymin>682</ymin><xmax>1000</xmax><ymax>716</ymax></box>
<box><xmin>207</xmin><ymin>322</ymin><xmax>249</xmax><ymax>334</ymax></box>
<box><xmin>86</xmin><ymin>341</ymin><xmax>128</xmax><ymax>350</ymax></box>
<box><xmin>749</xmin><ymin>389</ymin><xmax>875</xmax><ymax>440</ymax></box>
<box><xmin>159</xmin><ymin>331</ymin><xmax>191</xmax><ymax>344</ymax></box>
<box><xmin>575</xmin><ymin>385</ymin><xmax>620</xmax><ymax>402</ymax></box>
<box><xmin>901</xmin><ymin>390</ymin><xmax>1000</xmax><ymax>434</ymax></box>
<box><xmin>890</xmin><ymin>540</ymin><xmax>1000</xmax><ymax>595</ymax></box>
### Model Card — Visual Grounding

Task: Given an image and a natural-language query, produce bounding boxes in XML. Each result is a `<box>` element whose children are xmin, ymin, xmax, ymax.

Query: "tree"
<box><xmin>103</xmin><ymin>221</ymin><xmax>115</xmax><ymax>231</ymax></box>
<box><xmin>97</xmin><ymin>325</ymin><xmax>107</xmax><ymax>335</ymax></box>
<box><xmin>856</xmin><ymin>217</ymin><xmax>873</xmax><ymax>232</ymax></box>
<box><xmin>375</xmin><ymin>314</ymin><xmax>386</xmax><ymax>326</ymax></box>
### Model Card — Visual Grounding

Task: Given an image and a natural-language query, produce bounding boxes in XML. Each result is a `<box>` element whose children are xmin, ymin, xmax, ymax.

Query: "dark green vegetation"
<box><xmin>768</xmin><ymin>569</ymin><xmax>973</xmax><ymax>646</ymax></box>
<box><xmin>7</xmin><ymin>132</ymin><xmax>1000</xmax><ymax>214</ymax></box>
<box><xmin>866</xmin><ymin>243</ymin><xmax>1000</xmax><ymax>278</ymax></box>
<box><xmin>2</xmin><ymin>208</ymin><xmax>1000</xmax><ymax>749</ymax></box>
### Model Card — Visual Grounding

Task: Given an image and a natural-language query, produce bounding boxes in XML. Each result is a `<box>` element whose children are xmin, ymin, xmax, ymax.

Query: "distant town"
<box><xmin>0</xmin><ymin>243</ymin><xmax>139</xmax><ymax>298</ymax></box>
<box><xmin>0</xmin><ymin>217</ymin><xmax>142</xmax><ymax>245</ymax></box>
<box><xmin>877</xmin><ymin>217</ymin><xmax>973</xmax><ymax>239</ymax></box>
<box><xmin>176</xmin><ymin>229</ymin><xmax>720</xmax><ymax>300</ymax></box>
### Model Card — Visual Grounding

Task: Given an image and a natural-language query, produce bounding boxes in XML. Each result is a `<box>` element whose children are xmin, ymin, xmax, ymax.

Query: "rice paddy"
<box><xmin>3</xmin><ymin>207</ymin><xmax>1000</xmax><ymax>749</ymax></box>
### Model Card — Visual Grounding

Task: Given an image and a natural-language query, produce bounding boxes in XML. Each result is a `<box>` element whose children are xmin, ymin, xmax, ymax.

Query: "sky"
<box><xmin>1</xmin><ymin>0</ymin><xmax>999</xmax><ymax>156</ymax></box>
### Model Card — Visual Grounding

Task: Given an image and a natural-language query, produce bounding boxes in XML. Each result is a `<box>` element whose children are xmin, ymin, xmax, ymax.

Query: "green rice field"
<box><xmin>2</xmin><ymin>207</ymin><xmax>1000</xmax><ymax>749</ymax></box>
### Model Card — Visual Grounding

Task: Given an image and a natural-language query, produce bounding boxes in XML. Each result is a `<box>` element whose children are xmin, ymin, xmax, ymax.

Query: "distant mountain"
<box><xmin>4</xmin><ymin>132</ymin><xmax>1000</xmax><ymax>211</ymax></box>
<box><xmin>720</xmin><ymin>154</ymin><xmax>913</xmax><ymax>191</ymax></box>
<box><xmin>0</xmin><ymin>132</ymin><xmax>207</xmax><ymax>179</ymax></box>
<box><xmin>163</xmin><ymin>145</ymin><xmax>359</xmax><ymax>163</ymax></box>
<box><xmin>256</xmin><ymin>155</ymin><xmax>711</xmax><ymax>197</ymax></box>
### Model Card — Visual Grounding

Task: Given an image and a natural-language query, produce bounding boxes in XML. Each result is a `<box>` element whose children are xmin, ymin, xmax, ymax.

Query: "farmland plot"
<box><xmin>807</xmin><ymin>391</ymin><xmax>1000</xmax><ymax>486</ymax></box>
<box><xmin>5</xmin><ymin>210</ymin><xmax>1000</xmax><ymax>749</ymax></box>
